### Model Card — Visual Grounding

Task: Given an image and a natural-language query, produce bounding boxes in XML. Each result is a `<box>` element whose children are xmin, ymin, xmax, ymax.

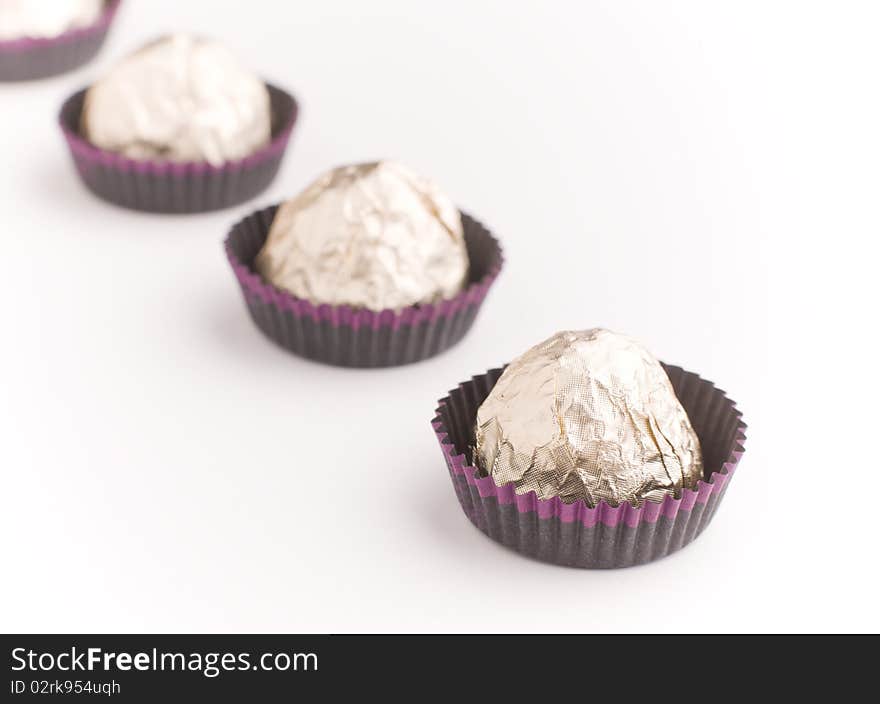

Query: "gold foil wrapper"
<box><xmin>0</xmin><ymin>0</ymin><xmax>103</xmax><ymax>40</ymax></box>
<box><xmin>255</xmin><ymin>161</ymin><xmax>469</xmax><ymax>312</ymax></box>
<box><xmin>81</xmin><ymin>34</ymin><xmax>271</xmax><ymax>166</ymax></box>
<box><xmin>474</xmin><ymin>329</ymin><xmax>703</xmax><ymax>507</ymax></box>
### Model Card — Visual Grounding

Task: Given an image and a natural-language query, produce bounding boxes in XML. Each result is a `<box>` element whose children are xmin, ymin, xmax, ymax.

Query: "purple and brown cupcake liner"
<box><xmin>433</xmin><ymin>363</ymin><xmax>746</xmax><ymax>568</ymax></box>
<box><xmin>59</xmin><ymin>83</ymin><xmax>298</xmax><ymax>213</ymax></box>
<box><xmin>225</xmin><ymin>205</ymin><xmax>504</xmax><ymax>367</ymax></box>
<box><xmin>0</xmin><ymin>0</ymin><xmax>120</xmax><ymax>82</ymax></box>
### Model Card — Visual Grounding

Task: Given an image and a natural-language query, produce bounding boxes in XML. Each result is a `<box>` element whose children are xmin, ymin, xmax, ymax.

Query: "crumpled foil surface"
<box><xmin>81</xmin><ymin>33</ymin><xmax>271</xmax><ymax>166</ymax></box>
<box><xmin>474</xmin><ymin>329</ymin><xmax>703</xmax><ymax>507</ymax></box>
<box><xmin>255</xmin><ymin>161</ymin><xmax>469</xmax><ymax>312</ymax></box>
<box><xmin>0</xmin><ymin>0</ymin><xmax>103</xmax><ymax>40</ymax></box>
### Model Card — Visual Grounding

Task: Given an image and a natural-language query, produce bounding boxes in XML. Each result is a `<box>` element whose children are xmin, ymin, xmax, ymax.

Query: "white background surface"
<box><xmin>1</xmin><ymin>0</ymin><xmax>877</xmax><ymax>633</ymax></box>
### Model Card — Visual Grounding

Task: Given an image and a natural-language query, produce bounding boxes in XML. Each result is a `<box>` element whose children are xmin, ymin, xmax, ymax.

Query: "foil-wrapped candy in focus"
<box><xmin>81</xmin><ymin>34</ymin><xmax>271</xmax><ymax>166</ymax></box>
<box><xmin>474</xmin><ymin>329</ymin><xmax>703</xmax><ymax>507</ymax></box>
<box><xmin>0</xmin><ymin>0</ymin><xmax>103</xmax><ymax>40</ymax></box>
<box><xmin>255</xmin><ymin>161</ymin><xmax>469</xmax><ymax>312</ymax></box>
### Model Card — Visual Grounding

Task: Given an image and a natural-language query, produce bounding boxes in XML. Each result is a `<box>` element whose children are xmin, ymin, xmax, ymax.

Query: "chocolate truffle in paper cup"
<box><xmin>476</xmin><ymin>329</ymin><xmax>704</xmax><ymax>507</ymax></box>
<box><xmin>81</xmin><ymin>34</ymin><xmax>271</xmax><ymax>165</ymax></box>
<box><xmin>256</xmin><ymin>161</ymin><xmax>469</xmax><ymax>310</ymax></box>
<box><xmin>432</xmin><ymin>329</ymin><xmax>746</xmax><ymax>568</ymax></box>
<box><xmin>225</xmin><ymin>161</ymin><xmax>503</xmax><ymax>367</ymax></box>
<box><xmin>0</xmin><ymin>0</ymin><xmax>119</xmax><ymax>81</ymax></box>
<box><xmin>59</xmin><ymin>33</ymin><xmax>298</xmax><ymax>213</ymax></box>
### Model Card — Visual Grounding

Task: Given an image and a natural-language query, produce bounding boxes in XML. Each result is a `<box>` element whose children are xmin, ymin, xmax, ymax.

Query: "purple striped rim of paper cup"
<box><xmin>58</xmin><ymin>83</ymin><xmax>298</xmax><ymax>212</ymax></box>
<box><xmin>225</xmin><ymin>205</ymin><xmax>504</xmax><ymax>367</ymax></box>
<box><xmin>0</xmin><ymin>1</ymin><xmax>120</xmax><ymax>81</ymax></box>
<box><xmin>432</xmin><ymin>364</ymin><xmax>746</xmax><ymax>567</ymax></box>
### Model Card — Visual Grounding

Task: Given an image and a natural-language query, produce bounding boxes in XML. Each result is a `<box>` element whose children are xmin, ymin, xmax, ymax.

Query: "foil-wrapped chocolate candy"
<box><xmin>474</xmin><ymin>329</ymin><xmax>703</xmax><ymax>507</ymax></box>
<box><xmin>255</xmin><ymin>161</ymin><xmax>469</xmax><ymax>312</ymax></box>
<box><xmin>81</xmin><ymin>34</ymin><xmax>271</xmax><ymax>166</ymax></box>
<box><xmin>0</xmin><ymin>0</ymin><xmax>103</xmax><ymax>40</ymax></box>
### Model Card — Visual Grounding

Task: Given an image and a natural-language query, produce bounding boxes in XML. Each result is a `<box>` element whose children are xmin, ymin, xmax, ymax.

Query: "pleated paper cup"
<box><xmin>225</xmin><ymin>205</ymin><xmax>504</xmax><ymax>368</ymax></box>
<box><xmin>433</xmin><ymin>364</ymin><xmax>746</xmax><ymax>568</ymax></box>
<box><xmin>59</xmin><ymin>82</ymin><xmax>298</xmax><ymax>213</ymax></box>
<box><xmin>0</xmin><ymin>1</ymin><xmax>120</xmax><ymax>82</ymax></box>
